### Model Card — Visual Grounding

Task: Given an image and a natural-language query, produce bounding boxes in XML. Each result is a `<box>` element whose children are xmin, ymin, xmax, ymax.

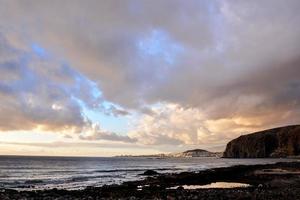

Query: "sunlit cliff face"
<box><xmin>0</xmin><ymin>0</ymin><xmax>300</xmax><ymax>156</ymax></box>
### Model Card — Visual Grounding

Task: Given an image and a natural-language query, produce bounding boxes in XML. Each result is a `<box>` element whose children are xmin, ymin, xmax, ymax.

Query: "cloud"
<box><xmin>128</xmin><ymin>104</ymin><xmax>204</xmax><ymax>146</ymax></box>
<box><xmin>1</xmin><ymin>0</ymin><xmax>297</xmax><ymax>113</ymax></box>
<box><xmin>79</xmin><ymin>124</ymin><xmax>136</xmax><ymax>143</ymax></box>
<box><xmin>0</xmin><ymin>141</ymin><xmax>139</xmax><ymax>149</ymax></box>
<box><xmin>80</xmin><ymin>132</ymin><xmax>135</xmax><ymax>143</ymax></box>
<box><xmin>0</xmin><ymin>33</ymin><xmax>132</xmax><ymax>143</ymax></box>
<box><xmin>0</xmin><ymin>0</ymin><xmax>214</xmax><ymax>108</ymax></box>
<box><xmin>0</xmin><ymin>0</ymin><xmax>300</xmax><ymax>151</ymax></box>
<box><xmin>103</xmin><ymin>105</ymin><xmax>130</xmax><ymax>117</ymax></box>
<box><xmin>129</xmin><ymin>102</ymin><xmax>300</xmax><ymax>151</ymax></box>
<box><xmin>0</xmin><ymin>35</ymin><xmax>86</xmax><ymax>131</ymax></box>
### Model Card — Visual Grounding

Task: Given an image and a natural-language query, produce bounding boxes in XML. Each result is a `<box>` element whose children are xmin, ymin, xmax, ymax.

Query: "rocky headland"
<box><xmin>170</xmin><ymin>149</ymin><xmax>221</xmax><ymax>158</ymax></box>
<box><xmin>223</xmin><ymin>125</ymin><xmax>300</xmax><ymax>158</ymax></box>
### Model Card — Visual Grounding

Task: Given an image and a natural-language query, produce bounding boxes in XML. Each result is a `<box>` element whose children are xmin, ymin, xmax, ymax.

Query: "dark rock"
<box><xmin>177</xmin><ymin>186</ymin><xmax>184</xmax><ymax>190</ymax></box>
<box><xmin>140</xmin><ymin>170</ymin><xmax>159</xmax><ymax>176</ymax></box>
<box><xmin>223</xmin><ymin>125</ymin><xmax>300</xmax><ymax>158</ymax></box>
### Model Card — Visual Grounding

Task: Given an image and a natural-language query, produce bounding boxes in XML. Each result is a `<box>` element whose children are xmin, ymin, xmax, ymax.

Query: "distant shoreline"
<box><xmin>115</xmin><ymin>148</ymin><xmax>223</xmax><ymax>158</ymax></box>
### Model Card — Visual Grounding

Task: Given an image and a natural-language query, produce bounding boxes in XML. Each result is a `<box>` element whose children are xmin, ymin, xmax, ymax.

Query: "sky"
<box><xmin>0</xmin><ymin>0</ymin><xmax>300</xmax><ymax>156</ymax></box>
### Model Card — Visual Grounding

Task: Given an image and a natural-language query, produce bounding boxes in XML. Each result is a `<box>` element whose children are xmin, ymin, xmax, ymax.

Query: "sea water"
<box><xmin>0</xmin><ymin>156</ymin><xmax>294</xmax><ymax>190</ymax></box>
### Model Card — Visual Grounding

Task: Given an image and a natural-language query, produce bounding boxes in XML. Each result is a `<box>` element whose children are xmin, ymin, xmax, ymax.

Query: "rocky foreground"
<box><xmin>1</xmin><ymin>161</ymin><xmax>300</xmax><ymax>200</ymax></box>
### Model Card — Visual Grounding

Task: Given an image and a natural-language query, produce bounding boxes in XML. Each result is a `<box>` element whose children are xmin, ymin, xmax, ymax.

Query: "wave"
<box><xmin>70</xmin><ymin>174</ymin><xmax>120</xmax><ymax>182</ymax></box>
<box><xmin>93</xmin><ymin>167</ymin><xmax>181</xmax><ymax>173</ymax></box>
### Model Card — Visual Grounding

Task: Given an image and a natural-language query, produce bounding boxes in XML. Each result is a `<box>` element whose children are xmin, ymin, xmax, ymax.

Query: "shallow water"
<box><xmin>170</xmin><ymin>182</ymin><xmax>251</xmax><ymax>189</ymax></box>
<box><xmin>0</xmin><ymin>156</ymin><xmax>295</xmax><ymax>190</ymax></box>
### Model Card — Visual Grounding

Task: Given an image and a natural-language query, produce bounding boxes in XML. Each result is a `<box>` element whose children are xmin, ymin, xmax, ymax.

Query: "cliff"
<box><xmin>223</xmin><ymin>125</ymin><xmax>300</xmax><ymax>158</ymax></box>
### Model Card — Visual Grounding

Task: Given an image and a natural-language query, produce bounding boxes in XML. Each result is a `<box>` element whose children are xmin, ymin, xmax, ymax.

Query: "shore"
<box><xmin>1</xmin><ymin>161</ymin><xmax>300</xmax><ymax>200</ymax></box>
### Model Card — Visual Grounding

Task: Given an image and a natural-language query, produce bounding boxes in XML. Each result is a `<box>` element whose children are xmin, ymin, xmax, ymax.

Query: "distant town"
<box><xmin>116</xmin><ymin>149</ymin><xmax>223</xmax><ymax>158</ymax></box>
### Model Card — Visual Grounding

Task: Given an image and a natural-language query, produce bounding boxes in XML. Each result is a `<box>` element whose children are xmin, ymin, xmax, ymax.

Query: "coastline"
<box><xmin>1</xmin><ymin>161</ymin><xmax>300</xmax><ymax>200</ymax></box>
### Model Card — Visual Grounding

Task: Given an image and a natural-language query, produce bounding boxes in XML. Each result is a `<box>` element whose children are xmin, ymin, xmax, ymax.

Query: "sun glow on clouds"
<box><xmin>51</xmin><ymin>103</ymin><xmax>63</xmax><ymax>111</ymax></box>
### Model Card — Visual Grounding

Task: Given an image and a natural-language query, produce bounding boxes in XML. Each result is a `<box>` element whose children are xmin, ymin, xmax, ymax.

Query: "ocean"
<box><xmin>0</xmin><ymin>156</ymin><xmax>295</xmax><ymax>190</ymax></box>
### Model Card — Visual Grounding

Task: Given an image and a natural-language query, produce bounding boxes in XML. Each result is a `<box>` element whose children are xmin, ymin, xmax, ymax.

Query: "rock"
<box><xmin>267</xmin><ymin>178</ymin><xmax>300</xmax><ymax>188</ymax></box>
<box><xmin>223</xmin><ymin>125</ymin><xmax>300</xmax><ymax>158</ymax></box>
<box><xmin>141</xmin><ymin>170</ymin><xmax>159</xmax><ymax>176</ymax></box>
<box><xmin>177</xmin><ymin>186</ymin><xmax>184</xmax><ymax>190</ymax></box>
